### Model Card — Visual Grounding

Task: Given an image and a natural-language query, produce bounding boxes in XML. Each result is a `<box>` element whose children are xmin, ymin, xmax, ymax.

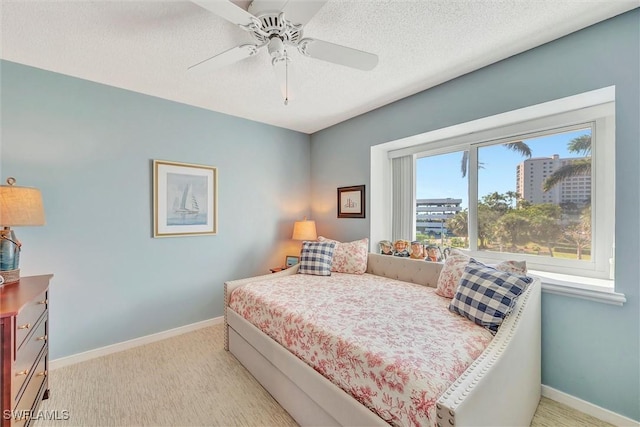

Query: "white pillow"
<box><xmin>317</xmin><ymin>236</ymin><xmax>369</xmax><ymax>274</ymax></box>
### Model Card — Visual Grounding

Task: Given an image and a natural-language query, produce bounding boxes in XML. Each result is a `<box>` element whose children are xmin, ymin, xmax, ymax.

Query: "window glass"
<box><xmin>476</xmin><ymin>128</ymin><xmax>592</xmax><ymax>261</ymax></box>
<box><xmin>416</xmin><ymin>150</ymin><xmax>468</xmax><ymax>250</ymax></box>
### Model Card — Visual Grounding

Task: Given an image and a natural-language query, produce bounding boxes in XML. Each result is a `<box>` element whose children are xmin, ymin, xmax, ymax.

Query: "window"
<box><xmin>412</xmin><ymin>115</ymin><xmax>610</xmax><ymax>281</ymax></box>
<box><xmin>420</xmin><ymin>125</ymin><xmax>594</xmax><ymax>265</ymax></box>
<box><xmin>371</xmin><ymin>87</ymin><xmax>619</xmax><ymax>301</ymax></box>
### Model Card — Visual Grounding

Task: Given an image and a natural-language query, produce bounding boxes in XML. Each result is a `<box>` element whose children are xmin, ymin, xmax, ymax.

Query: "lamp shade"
<box><xmin>0</xmin><ymin>179</ymin><xmax>45</xmax><ymax>227</ymax></box>
<box><xmin>292</xmin><ymin>219</ymin><xmax>317</xmax><ymax>241</ymax></box>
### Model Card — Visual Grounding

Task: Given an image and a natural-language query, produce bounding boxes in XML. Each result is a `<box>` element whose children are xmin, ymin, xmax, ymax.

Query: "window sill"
<box><xmin>528</xmin><ymin>270</ymin><xmax>626</xmax><ymax>306</ymax></box>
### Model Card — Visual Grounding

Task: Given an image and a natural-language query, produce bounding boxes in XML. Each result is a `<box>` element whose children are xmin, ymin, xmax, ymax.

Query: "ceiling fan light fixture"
<box><xmin>267</xmin><ymin>36</ymin><xmax>285</xmax><ymax>59</ymax></box>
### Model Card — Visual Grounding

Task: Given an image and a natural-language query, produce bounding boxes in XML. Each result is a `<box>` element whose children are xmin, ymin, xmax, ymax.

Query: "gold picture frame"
<box><xmin>153</xmin><ymin>160</ymin><xmax>218</xmax><ymax>237</ymax></box>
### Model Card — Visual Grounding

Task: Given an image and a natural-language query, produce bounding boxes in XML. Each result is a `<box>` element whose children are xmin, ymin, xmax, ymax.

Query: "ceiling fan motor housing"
<box><xmin>249</xmin><ymin>13</ymin><xmax>302</xmax><ymax>45</ymax></box>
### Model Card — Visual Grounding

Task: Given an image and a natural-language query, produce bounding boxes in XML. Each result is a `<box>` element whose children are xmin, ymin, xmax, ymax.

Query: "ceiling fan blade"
<box><xmin>191</xmin><ymin>0</ymin><xmax>256</xmax><ymax>26</ymax></box>
<box><xmin>281</xmin><ymin>0</ymin><xmax>328</xmax><ymax>25</ymax></box>
<box><xmin>248</xmin><ymin>0</ymin><xmax>288</xmax><ymax>15</ymax></box>
<box><xmin>188</xmin><ymin>44</ymin><xmax>260</xmax><ymax>72</ymax></box>
<box><xmin>299</xmin><ymin>38</ymin><xmax>378</xmax><ymax>71</ymax></box>
<box><xmin>248</xmin><ymin>0</ymin><xmax>326</xmax><ymax>25</ymax></box>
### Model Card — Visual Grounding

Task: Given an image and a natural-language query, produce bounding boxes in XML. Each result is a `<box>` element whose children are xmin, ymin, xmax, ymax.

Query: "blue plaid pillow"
<box><xmin>449</xmin><ymin>259</ymin><xmax>532</xmax><ymax>334</ymax></box>
<box><xmin>298</xmin><ymin>241</ymin><xmax>337</xmax><ymax>276</ymax></box>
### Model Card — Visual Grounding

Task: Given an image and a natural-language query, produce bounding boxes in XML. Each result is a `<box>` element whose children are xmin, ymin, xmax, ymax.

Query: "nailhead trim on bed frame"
<box><xmin>224</xmin><ymin>281</ymin><xmax>229</xmax><ymax>351</ymax></box>
<box><xmin>434</xmin><ymin>274</ymin><xmax>538</xmax><ymax>425</ymax></box>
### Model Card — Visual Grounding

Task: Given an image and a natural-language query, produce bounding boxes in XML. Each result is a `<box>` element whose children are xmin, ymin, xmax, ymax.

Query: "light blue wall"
<box><xmin>0</xmin><ymin>60</ymin><xmax>311</xmax><ymax>359</ymax></box>
<box><xmin>310</xmin><ymin>9</ymin><xmax>640</xmax><ymax>422</ymax></box>
<box><xmin>2</xmin><ymin>8</ymin><xmax>638</xmax><ymax>422</ymax></box>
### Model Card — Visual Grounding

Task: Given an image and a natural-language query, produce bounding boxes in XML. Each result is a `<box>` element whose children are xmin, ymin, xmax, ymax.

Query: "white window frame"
<box><xmin>370</xmin><ymin>86</ymin><xmax>626</xmax><ymax>305</ymax></box>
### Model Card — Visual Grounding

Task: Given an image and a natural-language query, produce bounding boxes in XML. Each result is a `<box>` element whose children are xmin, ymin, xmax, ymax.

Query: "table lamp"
<box><xmin>0</xmin><ymin>177</ymin><xmax>45</xmax><ymax>286</ymax></box>
<box><xmin>292</xmin><ymin>217</ymin><xmax>317</xmax><ymax>241</ymax></box>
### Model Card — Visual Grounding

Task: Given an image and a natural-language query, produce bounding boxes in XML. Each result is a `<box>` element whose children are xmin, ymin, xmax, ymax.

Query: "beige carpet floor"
<box><xmin>35</xmin><ymin>324</ymin><xmax>613</xmax><ymax>427</ymax></box>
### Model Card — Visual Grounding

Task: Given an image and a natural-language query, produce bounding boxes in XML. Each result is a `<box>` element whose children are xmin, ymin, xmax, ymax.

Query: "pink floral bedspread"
<box><xmin>229</xmin><ymin>273</ymin><xmax>493</xmax><ymax>427</ymax></box>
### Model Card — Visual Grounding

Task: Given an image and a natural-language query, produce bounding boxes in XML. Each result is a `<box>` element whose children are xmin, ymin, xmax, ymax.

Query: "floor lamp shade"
<box><xmin>0</xmin><ymin>177</ymin><xmax>45</xmax><ymax>285</ymax></box>
<box><xmin>292</xmin><ymin>218</ymin><xmax>317</xmax><ymax>241</ymax></box>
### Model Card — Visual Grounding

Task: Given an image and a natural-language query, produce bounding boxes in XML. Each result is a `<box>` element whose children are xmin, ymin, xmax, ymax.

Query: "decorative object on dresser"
<box><xmin>153</xmin><ymin>160</ymin><xmax>218</xmax><ymax>238</ymax></box>
<box><xmin>0</xmin><ymin>178</ymin><xmax>46</xmax><ymax>286</ymax></box>
<box><xmin>337</xmin><ymin>185</ymin><xmax>365</xmax><ymax>218</ymax></box>
<box><xmin>1</xmin><ymin>274</ymin><xmax>52</xmax><ymax>427</ymax></box>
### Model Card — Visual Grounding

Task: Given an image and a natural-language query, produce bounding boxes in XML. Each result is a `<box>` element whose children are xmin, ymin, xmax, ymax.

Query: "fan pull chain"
<box><xmin>284</xmin><ymin>52</ymin><xmax>289</xmax><ymax>106</ymax></box>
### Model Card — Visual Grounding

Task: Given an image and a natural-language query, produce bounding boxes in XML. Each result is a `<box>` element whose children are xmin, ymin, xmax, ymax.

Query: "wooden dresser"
<box><xmin>1</xmin><ymin>275</ymin><xmax>51</xmax><ymax>427</ymax></box>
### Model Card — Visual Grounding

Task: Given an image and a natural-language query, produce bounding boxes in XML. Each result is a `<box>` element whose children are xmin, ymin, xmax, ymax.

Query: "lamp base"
<box><xmin>0</xmin><ymin>268</ymin><xmax>20</xmax><ymax>285</ymax></box>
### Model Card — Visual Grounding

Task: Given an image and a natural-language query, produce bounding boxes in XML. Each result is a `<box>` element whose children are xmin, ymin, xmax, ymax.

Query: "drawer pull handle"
<box><xmin>16</xmin><ymin>369</ymin><xmax>29</xmax><ymax>376</ymax></box>
<box><xmin>37</xmin><ymin>335</ymin><xmax>48</xmax><ymax>341</ymax></box>
<box><xmin>38</xmin><ymin>299</ymin><xmax>48</xmax><ymax>305</ymax></box>
<box><xmin>36</xmin><ymin>371</ymin><xmax>48</xmax><ymax>377</ymax></box>
<box><xmin>17</xmin><ymin>323</ymin><xmax>31</xmax><ymax>330</ymax></box>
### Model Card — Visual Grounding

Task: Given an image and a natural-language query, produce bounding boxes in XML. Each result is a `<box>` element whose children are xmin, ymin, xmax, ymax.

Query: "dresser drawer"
<box><xmin>12</xmin><ymin>353</ymin><xmax>47</xmax><ymax>427</ymax></box>
<box><xmin>12</xmin><ymin>318</ymin><xmax>47</xmax><ymax>404</ymax></box>
<box><xmin>15</xmin><ymin>291</ymin><xmax>47</xmax><ymax>351</ymax></box>
<box><xmin>1</xmin><ymin>275</ymin><xmax>52</xmax><ymax>427</ymax></box>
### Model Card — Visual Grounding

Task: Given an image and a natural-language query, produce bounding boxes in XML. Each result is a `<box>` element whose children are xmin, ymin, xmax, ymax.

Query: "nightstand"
<box><xmin>269</xmin><ymin>267</ymin><xmax>286</xmax><ymax>273</ymax></box>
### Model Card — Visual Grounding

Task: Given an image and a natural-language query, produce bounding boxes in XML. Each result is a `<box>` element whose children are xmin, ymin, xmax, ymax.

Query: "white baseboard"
<box><xmin>542</xmin><ymin>385</ymin><xmax>640</xmax><ymax>427</ymax></box>
<box><xmin>49</xmin><ymin>317</ymin><xmax>223</xmax><ymax>370</ymax></box>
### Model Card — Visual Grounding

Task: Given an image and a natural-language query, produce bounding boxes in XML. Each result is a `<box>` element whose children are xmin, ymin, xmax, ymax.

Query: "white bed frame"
<box><xmin>224</xmin><ymin>253</ymin><xmax>541</xmax><ymax>426</ymax></box>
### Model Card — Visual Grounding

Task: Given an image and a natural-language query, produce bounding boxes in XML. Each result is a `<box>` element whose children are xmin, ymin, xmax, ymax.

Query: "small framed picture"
<box><xmin>337</xmin><ymin>185</ymin><xmax>365</xmax><ymax>218</ymax></box>
<box><xmin>153</xmin><ymin>160</ymin><xmax>218</xmax><ymax>237</ymax></box>
<box><xmin>285</xmin><ymin>255</ymin><xmax>299</xmax><ymax>267</ymax></box>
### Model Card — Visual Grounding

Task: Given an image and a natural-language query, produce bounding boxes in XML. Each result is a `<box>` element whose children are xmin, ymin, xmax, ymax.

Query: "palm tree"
<box><xmin>460</xmin><ymin>141</ymin><xmax>532</xmax><ymax>177</ymax></box>
<box><xmin>543</xmin><ymin>135</ymin><xmax>591</xmax><ymax>191</ymax></box>
<box><xmin>567</xmin><ymin>134</ymin><xmax>592</xmax><ymax>154</ymax></box>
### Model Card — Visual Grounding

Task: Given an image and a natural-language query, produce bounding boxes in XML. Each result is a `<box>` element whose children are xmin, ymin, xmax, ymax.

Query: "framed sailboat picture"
<box><xmin>337</xmin><ymin>185</ymin><xmax>365</xmax><ymax>218</ymax></box>
<box><xmin>153</xmin><ymin>160</ymin><xmax>218</xmax><ymax>237</ymax></box>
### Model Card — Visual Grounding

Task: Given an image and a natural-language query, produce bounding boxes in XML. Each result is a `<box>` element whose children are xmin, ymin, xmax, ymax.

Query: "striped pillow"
<box><xmin>298</xmin><ymin>241</ymin><xmax>337</xmax><ymax>276</ymax></box>
<box><xmin>449</xmin><ymin>259</ymin><xmax>532</xmax><ymax>334</ymax></box>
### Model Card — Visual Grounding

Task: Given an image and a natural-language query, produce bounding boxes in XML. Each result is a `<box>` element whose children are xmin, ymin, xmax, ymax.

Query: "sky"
<box><xmin>415</xmin><ymin>128</ymin><xmax>590</xmax><ymax>209</ymax></box>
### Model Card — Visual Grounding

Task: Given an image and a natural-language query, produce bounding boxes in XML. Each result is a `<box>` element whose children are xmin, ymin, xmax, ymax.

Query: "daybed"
<box><xmin>224</xmin><ymin>253</ymin><xmax>541</xmax><ymax>426</ymax></box>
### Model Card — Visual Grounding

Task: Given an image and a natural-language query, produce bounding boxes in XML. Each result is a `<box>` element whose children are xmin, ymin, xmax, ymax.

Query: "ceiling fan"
<box><xmin>188</xmin><ymin>0</ymin><xmax>379</xmax><ymax>105</ymax></box>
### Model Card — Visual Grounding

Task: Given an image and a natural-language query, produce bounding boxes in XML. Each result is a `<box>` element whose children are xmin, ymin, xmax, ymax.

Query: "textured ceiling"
<box><xmin>1</xmin><ymin>1</ymin><xmax>637</xmax><ymax>134</ymax></box>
